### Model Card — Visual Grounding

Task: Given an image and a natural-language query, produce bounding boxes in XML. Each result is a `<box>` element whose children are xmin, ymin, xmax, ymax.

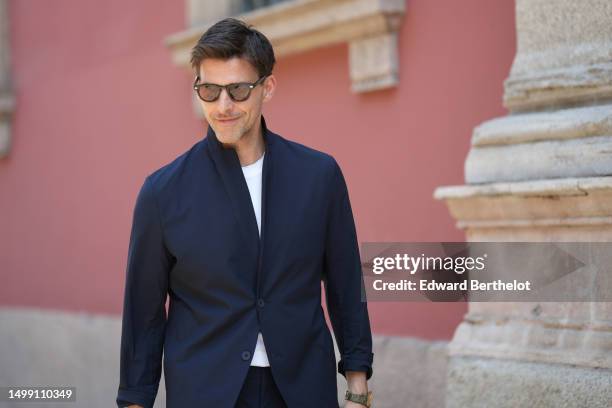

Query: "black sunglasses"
<box><xmin>193</xmin><ymin>75</ymin><xmax>268</xmax><ymax>102</ymax></box>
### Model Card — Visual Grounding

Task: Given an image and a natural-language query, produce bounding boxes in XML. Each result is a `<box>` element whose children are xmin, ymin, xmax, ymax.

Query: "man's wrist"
<box><xmin>346</xmin><ymin>370</ymin><xmax>368</xmax><ymax>394</ymax></box>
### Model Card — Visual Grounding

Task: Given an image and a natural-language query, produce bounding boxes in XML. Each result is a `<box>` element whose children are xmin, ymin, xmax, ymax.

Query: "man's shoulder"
<box><xmin>143</xmin><ymin>138</ymin><xmax>205</xmax><ymax>194</ymax></box>
<box><xmin>274</xmin><ymin>132</ymin><xmax>338</xmax><ymax>173</ymax></box>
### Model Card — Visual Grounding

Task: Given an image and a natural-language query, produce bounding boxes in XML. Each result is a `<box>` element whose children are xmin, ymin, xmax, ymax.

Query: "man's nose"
<box><xmin>217</xmin><ymin>88</ymin><xmax>234</xmax><ymax>112</ymax></box>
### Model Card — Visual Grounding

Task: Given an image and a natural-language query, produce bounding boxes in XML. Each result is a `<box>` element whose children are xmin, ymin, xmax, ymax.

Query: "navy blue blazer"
<box><xmin>116</xmin><ymin>115</ymin><xmax>374</xmax><ymax>408</ymax></box>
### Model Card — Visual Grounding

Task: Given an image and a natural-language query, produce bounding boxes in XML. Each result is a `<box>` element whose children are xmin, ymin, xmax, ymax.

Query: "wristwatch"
<box><xmin>345</xmin><ymin>390</ymin><xmax>373</xmax><ymax>407</ymax></box>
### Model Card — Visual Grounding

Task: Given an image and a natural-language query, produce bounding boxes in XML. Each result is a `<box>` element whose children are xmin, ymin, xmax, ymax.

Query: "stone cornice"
<box><xmin>165</xmin><ymin>0</ymin><xmax>405</xmax><ymax>93</ymax></box>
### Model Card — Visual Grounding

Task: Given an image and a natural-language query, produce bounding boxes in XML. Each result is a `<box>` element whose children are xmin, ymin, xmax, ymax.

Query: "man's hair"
<box><xmin>190</xmin><ymin>18</ymin><xmax>276</xmax><ymax>78</ymax></box>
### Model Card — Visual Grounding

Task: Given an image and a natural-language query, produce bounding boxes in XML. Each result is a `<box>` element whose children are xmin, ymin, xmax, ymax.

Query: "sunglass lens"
<box><xmin>199</xmin><ymin>84</ymin><xmax>221</xmax><ymax>102</ymax></box>
<box><xmin>228</xmin><ymin>84</ymin><xmax>251</xmax><ymax>101</ymax></box>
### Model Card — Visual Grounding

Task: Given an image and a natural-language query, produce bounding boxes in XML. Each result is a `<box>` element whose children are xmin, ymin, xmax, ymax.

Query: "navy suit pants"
<box><xmin>235</xmin><ymin>366</ymin><xmax>288</xmax><ymax>408</ymax></box>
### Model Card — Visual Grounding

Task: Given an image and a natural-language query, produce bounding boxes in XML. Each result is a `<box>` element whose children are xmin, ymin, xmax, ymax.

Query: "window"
<box><xmin>237</xmin><ymin>0</ymin><xmax>291</xmax><ymax>14</ymax></box>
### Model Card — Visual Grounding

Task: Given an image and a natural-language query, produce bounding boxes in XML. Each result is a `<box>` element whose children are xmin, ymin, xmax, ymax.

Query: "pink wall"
<box><xmin>0</xmin><ymin>0</ymin><xmax>515</xmax><ymax>340</ymax></box>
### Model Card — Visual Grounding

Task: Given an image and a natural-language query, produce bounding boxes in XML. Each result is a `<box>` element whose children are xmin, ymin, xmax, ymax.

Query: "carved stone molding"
<box><xmin>450</xmin><ymin>303</ymin><xmax>612</xmax><ymax>370</ymax></box>
<box><xmin>464</xmin><ymin>104</ymin><xmax>612</xmax><ymax>184</ymax></box>
<box><xmin>434</xmin><ymin>176</ymin><xmax>612</xmax><ymax>240</ymax></box>
<box><xmin>166</xmin><ymin>0</ymin><xmax>405</xmax><ymax>93</ymax></box>
<box><xmin>0</xmin><ymin>0</ymin><xmax>14</xmax><ymax>158</ymax></box>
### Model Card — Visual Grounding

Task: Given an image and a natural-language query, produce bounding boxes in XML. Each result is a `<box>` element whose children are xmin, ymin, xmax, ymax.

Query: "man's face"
<box><xmin>197</xmin><ymin>57</ymin><xmax>275</xmax><ymax>147</ymax></box>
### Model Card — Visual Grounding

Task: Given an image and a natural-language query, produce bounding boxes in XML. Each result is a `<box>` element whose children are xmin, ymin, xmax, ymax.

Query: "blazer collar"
<box><xmin>205</xmin><ymin>115</ymin><xmax>275</xmax><ymax>255</ymax></box>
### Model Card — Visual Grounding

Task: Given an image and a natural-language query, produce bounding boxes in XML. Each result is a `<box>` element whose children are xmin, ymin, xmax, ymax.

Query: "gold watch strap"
<box><xmin>344</xmin><ymin>390</ymin><xmax>372</xmax><ymax>407</ymax></box>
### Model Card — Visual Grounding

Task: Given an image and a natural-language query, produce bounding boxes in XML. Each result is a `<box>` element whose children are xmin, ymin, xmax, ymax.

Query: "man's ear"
<box><xmin>262</xmin><ymin>74</ymin><xmax>277</xmax><ymax>103</ymax></box>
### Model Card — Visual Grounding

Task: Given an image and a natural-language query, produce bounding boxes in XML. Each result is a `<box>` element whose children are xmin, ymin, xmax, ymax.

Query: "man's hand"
<box><xmin>345</xmin><ymin>402</ymin><xmax>367</xmax><ymax>408</ymax></box>
<box><xmin>126</xmin><ymin>405</ymin><xmax>143</xmax><ymax>408</ymax></box>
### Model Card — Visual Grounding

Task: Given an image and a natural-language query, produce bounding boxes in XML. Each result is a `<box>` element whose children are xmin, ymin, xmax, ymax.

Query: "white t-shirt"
<box><xmin>241</xmin><ymin>151</ymin><xmax>270</xmax><ymax>367</ymax></box>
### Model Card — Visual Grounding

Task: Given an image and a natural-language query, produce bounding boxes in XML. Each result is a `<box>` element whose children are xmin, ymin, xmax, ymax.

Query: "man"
<box><xmin>116</xmin><ymin>18</ymin><xmax>373</xmax><ymax>408</ymax></box>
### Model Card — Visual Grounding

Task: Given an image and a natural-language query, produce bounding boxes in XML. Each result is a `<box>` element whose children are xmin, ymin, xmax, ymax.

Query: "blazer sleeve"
<box><xmin>116</xmin><ymin>176</ymin><xmax>173</xmax><ymax>408</ymax></box>
<box><xmin>322</xmin><ymin>158</ymin><xmax>374</xmax><ymax>380</ymax></box>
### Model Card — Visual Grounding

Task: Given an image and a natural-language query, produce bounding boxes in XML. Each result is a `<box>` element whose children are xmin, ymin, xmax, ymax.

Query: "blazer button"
<box><xmin>257</xmin><ymin>298</ymin><xmax>265</xmax><ymax>308</ymax></box>
<box><xmin>241</xmin><ymin>351</ymin><xmax>251</xmax><ymax>361</ymax></box>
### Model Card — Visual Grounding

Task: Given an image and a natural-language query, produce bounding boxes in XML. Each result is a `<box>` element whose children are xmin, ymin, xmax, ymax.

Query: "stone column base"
<box><xmin>446</xmin><ymin>356</ymin><xmax>612</xmax><ymax>408</ymax></box>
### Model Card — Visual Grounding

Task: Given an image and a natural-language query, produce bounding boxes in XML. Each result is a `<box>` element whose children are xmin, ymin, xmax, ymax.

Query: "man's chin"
<box><xmin>216</xmin><ymin>132</ymin><xmax>242</xmax><ymax>148</ymax></box>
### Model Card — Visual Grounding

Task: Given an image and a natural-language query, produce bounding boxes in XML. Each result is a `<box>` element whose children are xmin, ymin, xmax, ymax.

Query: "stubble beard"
<box><xmin>218</xmin><ymin>122</ymin><xmax>249</xmax><ymax>149</ymax></box>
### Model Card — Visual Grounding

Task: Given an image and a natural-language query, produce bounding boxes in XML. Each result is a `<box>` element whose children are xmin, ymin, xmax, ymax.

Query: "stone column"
<box><xmin>434</xmin><ymin>0</ymin><xmax>612</xmax><ymax>406</ymax></box>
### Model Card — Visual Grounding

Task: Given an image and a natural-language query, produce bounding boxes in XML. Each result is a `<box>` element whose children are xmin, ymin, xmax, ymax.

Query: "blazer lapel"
<box><xmin>205</xmin><ymin>115</ymin><xmax>276</xmax><ymax>259</ymax></box>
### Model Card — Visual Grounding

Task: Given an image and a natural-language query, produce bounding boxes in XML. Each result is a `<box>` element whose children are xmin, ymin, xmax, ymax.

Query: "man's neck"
<box><xmin>234</xmin><ymin>118</ymin><xmax>265</xmax><ymax>167</ymax></box>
